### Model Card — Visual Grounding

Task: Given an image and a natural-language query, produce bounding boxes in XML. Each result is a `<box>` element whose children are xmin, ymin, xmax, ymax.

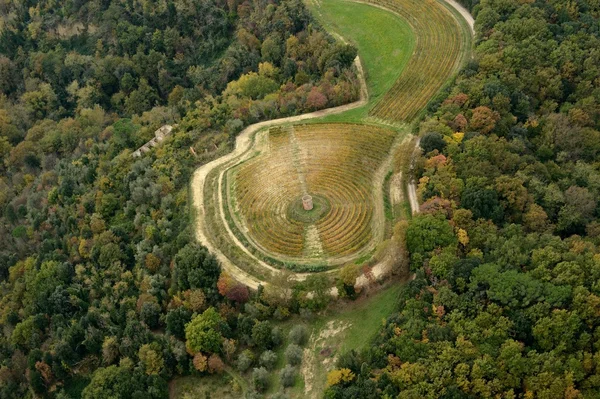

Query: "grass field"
<box><xmin>366</xmin><ymin>0</ymin><xmax>471</xmax><ymax>121</ymax></box>
<box><xmin>308</xmin><ymin>0</ymin><xmax>414</xmax><ymax>107</ymax></box>
<box><xmin>306</xmin><ymin>0</ymin><xmax>415</xmax><ymax>123</ymax></box>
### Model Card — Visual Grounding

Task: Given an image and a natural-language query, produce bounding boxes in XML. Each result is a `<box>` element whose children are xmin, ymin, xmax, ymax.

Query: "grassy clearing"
<box><xmin>301</xmin><ymin>283</ymin><xmax>403</xmax><ymax>397</ymax></box>
<box><xmin>256</xmin><ymin>283</ymin><xmax>403</xmax><ymax>399</ymax></box>
<box><xmin>306</xmin><ymin>0</ymin><xmax>415</xmax><ymax>122</ymax></box>
<box><xmin>322</xmin><ymin>283</ymin><xmax>402</xmax><ymax>352</ymax></box>
<box><xmin>170</xmin><ymin>371</ymin><xmax>247</xmax><ymax>399</ymax></box>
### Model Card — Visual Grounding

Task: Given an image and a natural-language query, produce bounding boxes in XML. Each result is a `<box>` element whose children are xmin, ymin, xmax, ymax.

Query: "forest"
<box><xmin>0</xmin><ymin>0</ymin><xmax>358</xmax><ymax>397</ymax></box>
<box><xmin>3</xmin><ymin>0</ymin><xmax>600</xmax><ymax>397</ymax></box>
<box><xmin>324</xmin><ymin>0</ymin><xmax>600</xmax><ymax>398</ymax></box>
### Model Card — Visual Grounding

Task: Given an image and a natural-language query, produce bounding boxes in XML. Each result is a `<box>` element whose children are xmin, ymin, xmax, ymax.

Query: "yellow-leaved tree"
<box><xmin>326</xmin><ymin>368</ymin><xmax>356</xmax><ymax>386</ymax></box>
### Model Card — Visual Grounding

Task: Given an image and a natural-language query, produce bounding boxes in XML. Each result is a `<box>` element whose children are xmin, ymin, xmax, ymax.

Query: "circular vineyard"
<box><xmin>227</xmin><ymin>124</ymin><xmax>395</xmax><ymax>264</ymax></box>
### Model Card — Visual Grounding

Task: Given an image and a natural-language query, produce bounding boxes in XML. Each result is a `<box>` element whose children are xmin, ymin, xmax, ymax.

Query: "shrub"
<box><xmin>271</xmin><ymin>326</ymin><xmax>283</xmax><ymax>347</ymax></box>
<box><xmin>288</xmin><ymin>325</ymin><xmax>308</xmax><ymax>346</ymax></box>
<box><xmin>285</xmin><ymin>344</ymin><xmax>303</xmax><ymax>366</ymax></box>
<box><xmin>236</xmin><ymin>349</ymin><xmax>254</xmax><ymax>372</ymax></box>
<box><xmin>245</xmin><ymin>391</ymin><xmax>262</xmax><ymax>399</ymax></box>
<box><xmin>252</xmin><ymin>321</ymin><xmax>272</xmax><ymax>349</ymax></box>
<box><xmin>280</xmin><ymin>365</ymin><xmax>296</xmax><ymax>387</ymax></box>
<box><xmin>259</xmin><ymin>350</ymin><xmax>277</xmax><ymax>370</ymax></box>
<box><xmin>252</xmin><ymin>367</ymin><xmax>270</xmax><ymax>392</ymax></box>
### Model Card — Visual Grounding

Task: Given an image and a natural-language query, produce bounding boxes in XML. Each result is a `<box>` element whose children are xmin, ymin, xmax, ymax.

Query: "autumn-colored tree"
<box><xmin>207</xmin><ymin>354</ymin><xmax>225</xmax><ymax>374</ymax></box>
<box><xmin>138</xmin><ymin>344</ymin><xmax>164</xmax><ymax>375</ymax></box>
<box><xmin>102</xmin><ymin>336</ymin><xmax>119</xmax><ymax>365</ymax></box>
<box><xmin>144</xmin><ymin>253</ymin><xmax>161</xmax><ymax>273</ymax></box>
<box><xmin>523</xmin><ymin>204</ymin><xmax>550</xmax><ymax>232</ymax></box>
<box><xmin>34</xmin><ymin>361</ymin><xmax>52</xmax><ymax>385</ymax></box>
<box><xmin>183</xmin><ymin>289</ymin><xmax>206</xmax><ymax>313</ymax></box>
<box><xmin>469</xmin><ymin>106</ymin><xmax>500</xmax><ymax>134</ymax></box>
<box><xmin>306</xmin><ymin>87</ymin><xmax>328</xmax><ymax>110</ymax></box>
<box><xmin>339</xmin><ymin>264</ymin><xmax>359</xmax><ymax>287</ymax></box>
<box><xmin>222</xmin><ymin>338</ymin><xmax>237</xmax><ymax>362</ymax></box>
<box><xmin>451</xmin><ymin>113</ymin><xmax>468</xmax><ymax>131</ymax></box>
<box><xmin>192</xmin><ymin>353</ymin><xmax>208</xmax><ymax>372</ymax></box>
<box><xmin>217</xmin><ymin>272</ymin><xmax>250</xmax><ymax>303</ymax></box>
<box><xmin>327</xmin><ymin>368</ymin><xmax>356</xmax><ymax>386</ymax></box>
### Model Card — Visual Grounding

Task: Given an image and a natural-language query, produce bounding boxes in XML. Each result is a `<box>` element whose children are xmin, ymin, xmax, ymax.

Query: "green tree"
<box><xmin>251</xmin><ymin>321</ymin><xmax>273</xmax><ymax>349</ymax></box>
<box><xmin>285</xmin><ymin>344</ymin><xmax>303</xmax><ymax>366</ymax></box>
<box><xmin>138</xmin><ymin>343</ymin><xmax>164</xmax><ymax>375</ymax></box>
<box><xmin>174</xmin><ymin>243</ymin><xmax>221</xmax><ymax>293</ymax></box>
<box><xmin>280</xmin><ymin>365</ymin><xmax>296</xmax><ymax>387</ymax></box>
<box><xmin>461</xmin><ymin>180</ymin><xmax>504</xmax><ymax>223</ymax></box>
<box><xmin>125</xmin><ymin>78</ymin><xmax>158</xmax><ymax>115</ymax></box>
<box><xmin>261</xmin><ymin>36</ymin><xmax>282</xmax><ymax>64</ymax></box>
<box><xmin>406</xmin><ymin>214</ymin><xmax>456</xmax><ymax>255</ymax></box>
<box><xmin>10</xmin><ymin>316</ymin><xmax>41</xmax><ymax>350</ymax></box>
<box><xmin>289</xmin><ymin>325</ymin><xmax>308</xmax><ymax>346</ymax></box>
<box><xmin>532</xmin><ymin>309</ymin><xmax>582</xmax><ymax>351</ymax></box>
<box><xmin>252</xmin><ymin>367</ymin><xmax>270</xmax><ymax>392</ymax></box>
<box><xmin>421</xmin><ymin>132</ymin><xmax>447</xmax><ymax>154</ymax></box>
<box><xmin>165</xmin><ymin>307</ymin><xmax>192</xmax><ymax>339</ymax></box>
<box><xmin>185</xmin><ymin>307</ymin><xmax>224</xmax><ymax>354</ymax></box>
<box><xmin>259</xmin><ymin>350</ymin><xmax>277</xmax><ymax>370</ymax></box>
<box><xmin>81</xmin><ymin>366</ymin><xmax>136</xmax><ymax>399</ymax></box>
<box><xmin>237</xmin><ymin>349</ymin><xmax>254</xmax><ymax>372</ymax></box>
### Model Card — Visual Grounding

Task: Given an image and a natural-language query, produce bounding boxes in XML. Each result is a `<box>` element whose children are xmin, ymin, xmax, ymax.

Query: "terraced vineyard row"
<box><xmin>367</xmin><ymin>0</ymin><xmax>468</xmax><ymax>122</ymax></box>
<box><xmin>230</xmin><ymin>124</ymin><xmax>395</xmax><ymax>261</ymax></box>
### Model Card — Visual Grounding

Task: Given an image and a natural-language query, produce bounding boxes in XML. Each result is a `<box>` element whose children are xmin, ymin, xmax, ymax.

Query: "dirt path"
<box><xmin>390</xmin><ymin>172</ymin><xmax>404</xmax><ymax>205</ymax></box>
<box><xmin>445</xmin><ymin>0</ymin><xmax>475</xmax><ymax>34</ymax></box>
<box><xmin>407</xmin><ymin>137</ymin><xmax>421</xmax><ymax>215</ymax></box>
<box><xmin>302</xmin><ymin>321</ymin><xmax>351</xmax><ymax>398</ymax></box>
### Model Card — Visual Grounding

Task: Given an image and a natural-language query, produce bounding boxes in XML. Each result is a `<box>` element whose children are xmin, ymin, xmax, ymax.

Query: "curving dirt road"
<box><xmin>407</xmin><ymin>137</ymin><xmax>421</xmax><ymax>215</ymax></box>
<box><xmin>190</xmin><ymin>0</ymin><xmax>474</xmax><ymax>291</ymax></box>
<box><xmin>445</xmin><ymin>0</ymin><xmax>475</xmax><ymax>35</ymax></box>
